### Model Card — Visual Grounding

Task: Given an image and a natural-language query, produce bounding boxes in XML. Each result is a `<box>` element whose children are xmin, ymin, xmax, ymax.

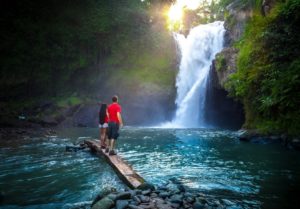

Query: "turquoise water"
<box><xmin>1</xmin><ymin>127</ymin><xmax>300</xmax><ymax>208</ymax></box>
<box><xmin>118</xmin><ymin>128</ymin><xmax>300</xmax><ymax>209</ymax></box>
<box><xmin>0</xmin><ymin>129</ymin><xmax>125</xmax><ymax>208</ymax></box>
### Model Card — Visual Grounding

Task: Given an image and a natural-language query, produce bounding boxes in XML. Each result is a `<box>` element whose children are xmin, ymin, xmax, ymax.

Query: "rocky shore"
<box><xmin>237</xmin><ymin>129</ymin><xmax>300</xmax><ymax>151</ymax></box>
<box><xmin>88</xmin><ymin>180</ymin><xmax>239</xmax><ymax>209</ymax></box>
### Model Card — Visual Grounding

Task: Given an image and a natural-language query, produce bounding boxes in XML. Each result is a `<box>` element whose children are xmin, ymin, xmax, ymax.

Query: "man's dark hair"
<box><xmin>112</xmin><ymin>95</ymin><xmax>118</xmax><ymax>102</ymax></box>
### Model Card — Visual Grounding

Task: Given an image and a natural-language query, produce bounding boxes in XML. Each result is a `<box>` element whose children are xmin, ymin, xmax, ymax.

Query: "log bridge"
<box><xmin>84</xmin><ymin>140</ymin><xmax>145</xmax><ymax>189</ymax></box>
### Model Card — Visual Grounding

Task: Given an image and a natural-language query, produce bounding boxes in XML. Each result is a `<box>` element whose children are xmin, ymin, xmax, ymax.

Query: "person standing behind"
<box><xmin>98</xmin><ymin>103</ymin><xmax>109</xmax><ymax>149</ymax></box>
<box><xmin>106</xmin><ymin>95</ymin><xmax>123</xmax><ymax>155</ymax></box>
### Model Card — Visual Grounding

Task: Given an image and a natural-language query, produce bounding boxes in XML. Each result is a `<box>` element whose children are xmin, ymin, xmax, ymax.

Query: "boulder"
<box><xmin>159</xmin><ymin>192</ymin><xmax>170</xmax><ymax>199</ymax></box>
<box><xmin>170</xmin><ymin>194</ymin><xmax>183</xmax><ymax>205</ymax></box>
<box><xmin>141</xmin><ymin>189</ymin><xmax>151</xmax><ymax>196</ymax></box>
<box><xmin>116</xmin><ymin>192</ymin><xmax>132</xmax><ymax>200</ymax></box>
<box><xmin>193</xmin><ymin>202</ymin><xmax>204</xmax><ymax>209</ymax></box>
<box><xmin>91</xmin><ymin>188</ymin><xmax>117</xmax><ymax>207</ymax></box>
<box><xmin>128</xmin><ymin>205</ymin><xmax>143</xmax><ymax>209</ymax></box>
<box><xmin>116</xmin><ymin>200</ymin><xmax>129</xmax><ymax>209</ymax></box>
<box><xmin>137</xmin><ymin>182</ymin><xmax>155</xmax><ymax>191</ymax></box>
<box><xmin>139</xmin><ymin>195</ymin><xmax>150</xmax><ymax>203</ymax></box>
<box><xmin>92</xmin><ymin>197</ymin><xmax>114</xmax><ymax>209</ymax></box>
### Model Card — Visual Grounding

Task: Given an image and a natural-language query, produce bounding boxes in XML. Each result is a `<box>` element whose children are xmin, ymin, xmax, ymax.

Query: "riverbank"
<box><xmin>91</xmin><ymin>179</ymin><xmax>238</xmax><ymax>209</ymax></box>
<box><xmin>237</xmin><ymin>129</ymin><xmax>300</xmax><ymax>151</ymax></box>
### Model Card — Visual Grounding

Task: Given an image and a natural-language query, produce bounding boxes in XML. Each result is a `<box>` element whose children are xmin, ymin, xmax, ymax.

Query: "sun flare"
<box><xmin>168</xmin><ymin>4</ymin><xmax>183</xmax><ymax>23</ymax></box>
<box><xmin>166</xmin><ymin>0</ymin><xmax>217</xmax><ymax>31</ymax></box>
<box><xmin>167</xmin><ymin>0</ymin><xmax>202</xmax><ymax>31</ymax></box>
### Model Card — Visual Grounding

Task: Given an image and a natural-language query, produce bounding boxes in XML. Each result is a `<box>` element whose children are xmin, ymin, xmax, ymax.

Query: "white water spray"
<box><xmin>164</xmin><ymin>21</ymin><xmax>225</xmax><ymax>128</ymax></box>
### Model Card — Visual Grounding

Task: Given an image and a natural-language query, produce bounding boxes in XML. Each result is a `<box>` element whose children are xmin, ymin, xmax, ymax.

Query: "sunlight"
<box><xmin>167</xmin><ymin>0</ymin><xmax>218</xmax><ymax>31</ymax></box>
<box><xmin>168</xmin><ymin>3</ymin><xmax>184</xmax><ymax>23</ymax></box>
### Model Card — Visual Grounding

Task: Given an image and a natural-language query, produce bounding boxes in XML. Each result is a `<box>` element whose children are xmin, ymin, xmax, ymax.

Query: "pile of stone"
<box><xmin>91</xmin><ymin>179</ymin><xmax>237</xmax><ymax>209</ymax></box>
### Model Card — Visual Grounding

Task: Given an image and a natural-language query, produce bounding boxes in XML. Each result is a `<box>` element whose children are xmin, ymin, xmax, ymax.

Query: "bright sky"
<box><xmin>167</xmin><ymin>0</ymin><xmax>218</xmax><ymax>30</ymax></box>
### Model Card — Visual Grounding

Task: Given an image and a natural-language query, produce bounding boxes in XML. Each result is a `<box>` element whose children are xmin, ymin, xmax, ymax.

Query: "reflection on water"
<box><xmin>118</xmin><ymin>127</ymin><xmax>300</xmax><ymax>208</ymax></box>
<box><xmin>0</xmin><ymin>131</ymin><xmax>125</xmax><ymax>208</ymax></box>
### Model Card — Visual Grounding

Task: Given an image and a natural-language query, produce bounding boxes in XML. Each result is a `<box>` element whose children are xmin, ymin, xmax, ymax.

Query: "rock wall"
<box><xmin>214</xmin><ymin>0</ymin><xmax>253</xmax><ymax>88</ymax></box>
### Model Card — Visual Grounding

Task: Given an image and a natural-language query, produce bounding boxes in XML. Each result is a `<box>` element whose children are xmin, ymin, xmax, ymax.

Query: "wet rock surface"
<box><xmin>92</xmin><ymin>180</ymin><xmax>242</xmax><ymax>209</ymax></box>
<box><xmin>237</xmin><ymin>129</ymin><xmax>300</xmax><ymax>150</ymax></box>
<box><xmin>0</xmin><ymin>127</ymin><xmax>56</xmax><ymax>141</ymax></box>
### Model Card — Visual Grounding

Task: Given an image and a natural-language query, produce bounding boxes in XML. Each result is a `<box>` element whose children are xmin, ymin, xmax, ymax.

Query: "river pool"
<box><xmin>1</xmin><ymin>127</ymin><xmax>299</xmax><ymax>208</ymax></box>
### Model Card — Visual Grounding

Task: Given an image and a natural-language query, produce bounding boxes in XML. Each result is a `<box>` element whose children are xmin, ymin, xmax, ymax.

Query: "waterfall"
<box><xmin>165</xmin><ymin>21</ymin><xmax>225</xmax><ymax>128</ymax></box>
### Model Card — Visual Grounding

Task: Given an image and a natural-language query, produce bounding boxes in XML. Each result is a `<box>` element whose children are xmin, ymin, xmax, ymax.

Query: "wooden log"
<box><xmin>84</xmin><ymin>139</ymin><xmax>145</xmax><ymax>189</ymax></box>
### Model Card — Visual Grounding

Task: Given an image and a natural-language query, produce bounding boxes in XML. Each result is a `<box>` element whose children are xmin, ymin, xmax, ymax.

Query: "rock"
<box><xmin>166</xmin><ymin>183</ymin><xmax>180</xmax><ymax>194</ymax></box>
<box><xmin>63</xmin><ymin>104</ymin><xmax>81</xmax><ymax>117</ymax></box>
<box><xmin>192</xmin><ymin>202</ymin><xmax>204</xmax><ymax>209</ymax></box>
<box><xmin>221</xmin><ymin>199</ymin><xmax>235</xmax><ymax>206</ymax></box>
<box><xmin>185</xmin><ymin>197</ymin><xmax>195</xmax><ymax>204</ymax></box>
<box><xmin>226</xmin><ymin>206</ymin><xmax>243</xmax><ymax>209</ymax></box>
<box><xmin>170</xmin><ymin>194</ymin><xmax>183</xmax><ymax>204</ymax></box>
<box><xmin>71</xmin><ymin>104</ymin><xmax>99</xmax><ymax>127</ymax></box>
<box><xmin>107</xmin><ymin>193</ymin><xmax>118</xmax><ymax>201</ymax></box>
<box><xmin>135</xmin><ymin>189</ymin><xmax>142</xmax><ymax>195</ymax></box>
<box><xmin>261</xmin><ymin>0</ymin><xmax>276</xmax><ymax>16</ymax></box>
<box><xmin>129</xmin><ymin>190</ymin><xmax>137</xmax><ymax>197</ymax></box>
<box><xmin>150</xmin><ymin>192</ymin><xmax>158</xmax><ymax>198</ymax></box>
<box><xmin>171</xmin><ymin>203</ymin><xmax>180</xmax><ymax>208</ymax></box>
<box><xmin>156</xmin><ymin>202</ymin><xmax>173</xmax><ymax>209</ymax></box>
<box><xmin>139</xmin><ymin>195</ymin><xmax>150</xmax><ymax>203</ymax></box>
<box><xmin>128</xmin><ymin>205</ymin><xmax>143</xmax><ymax>209</ymax></box>
<box><xmin>137</xmin><ymin>183</ymin><xmax>155</xmax><ymax>191</ymax></box>
<box><xmin>169</xmin><ymin>177</ymin><xmax>180</xmax><ymax>184</ymax></box>
<box><xmin>92</xmin><ymin>197</ymin><xmax>114</xmax><ymax>209</ymax></box>
<box><xmin>116</xmin><ymin>200</ymin><xmax>129</xmax><ymax>209</ymax></box>
<box><xmin>116</xmin><ymin>192</ymin><xmax>132</xmax><ymax>200</ymax></box>
<box><xmin>214</xmin><ymin>48</ymin><xmax>239</xmax><ymax>87</ymax></box>
<box><xmin>141</xmin><ymin>189</ymin><xmax>151</xmax><ymax>196</ymax></box>
<box><xmin>177</xmin><ymin>184</ymin><xmax>185</xmax><ymax>193</ymax></box>
<box><xmin>62</xmin><ymin>201</ymin><xmax>92</xmax><ymax>209</ymax></box>
<box><xmin>152</xmin><ymin>197</ymin><xmax>165</xmax><ymax>205</ymax></box>
<box><xmin>157</xmin><ymin>186</ymin><xmax>168</xmax><ymax>191</ymax></box>
<box><xmin>159</xmin><ymin>192</ymin><xmax>170</xmax><ymax>199</ymax></box>
<box><xmin>183</xmin><ymin>202</ymin><xmax>192</xmax><ymax>209</ymax></box>
<box><xmin>129</xmin><ymin>200</ymin><xmax>138</xmax><ymax>206</ymax></box>
<box><xmin>196</xmin><ymin>197</ymin><xmax>207</xmax><ymax>205</ymax></box>
<box><xmin>133</xmin><ymin>196</ymin><xmax>141</xmax><ymax>204</ymax></box>
<box><xmin>91</xmin><ymin>188</ymin><xmax>116</xmax><ymax>207</ymax></box>
<box><xmin>139</xmin><ymin>203</ymin><xmax>155</xmax><ymax>209</ymax></box>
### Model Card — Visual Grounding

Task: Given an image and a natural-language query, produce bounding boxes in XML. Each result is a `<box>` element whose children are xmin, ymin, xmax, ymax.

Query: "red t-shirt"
<box><xmin>108</xmin><ymin>103</ymin><xmax>122</xmax><ymax>124</ymax></box>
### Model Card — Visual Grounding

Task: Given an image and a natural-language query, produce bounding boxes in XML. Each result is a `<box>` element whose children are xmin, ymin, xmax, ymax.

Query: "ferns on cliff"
<box><xmin>225</xmin><ymin>0</ymin><xmax>300</xmax><ymax>135</ymax></box>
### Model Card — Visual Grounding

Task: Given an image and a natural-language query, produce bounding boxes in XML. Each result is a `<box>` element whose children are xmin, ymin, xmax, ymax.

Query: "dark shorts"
<box><xmin>108</xmin><ymin>122</ymin><xmax>120</xmax><ymax>140</ymax></box>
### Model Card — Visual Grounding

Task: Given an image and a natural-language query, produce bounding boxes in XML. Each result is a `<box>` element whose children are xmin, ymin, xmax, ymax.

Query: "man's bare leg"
<box><xmin>110</xmin><ymin>139</ymin><xmax>115</xmax><ymax>151</ymax></box>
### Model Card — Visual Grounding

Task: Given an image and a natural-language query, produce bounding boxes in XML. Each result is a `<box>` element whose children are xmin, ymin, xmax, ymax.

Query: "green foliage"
<box><xmin>225</xmin><ymin>0</ymin><xmax>300</xmax><ymax>135</ymax></box>
<box><xmin>0</xmin><ymin>0</ymin><xmax>176</xmax><ymax>102</ymax></box>
<box><xmin>56</xmin><ymin>96</ymin><xmax>82</xmax><ymax>107</ymax></box>
<box><xmin>215</xmin><ymin>53</ymin><xmax>226</xmax><ymax>72</ymax></box>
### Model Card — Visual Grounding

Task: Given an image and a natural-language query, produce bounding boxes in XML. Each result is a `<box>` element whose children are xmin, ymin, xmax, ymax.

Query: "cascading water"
<box><xmin>166</xmin><ymin>21</ymin><xmax>225</xmax><ymax>128</ymax></box>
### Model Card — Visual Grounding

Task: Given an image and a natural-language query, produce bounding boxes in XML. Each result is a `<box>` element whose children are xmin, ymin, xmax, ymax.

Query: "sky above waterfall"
<box><xmin>167</xmin><ymin>0</ymin><xmax>219</xmax><ymax>30</ymax></box>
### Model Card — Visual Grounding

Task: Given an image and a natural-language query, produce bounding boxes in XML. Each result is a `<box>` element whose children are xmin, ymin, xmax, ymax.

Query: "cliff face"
<box><xmin>214</xmin><ymin>0</ymin><xmax>254</xmax><ymax>89</ymax></box>
<box><xmin>214</xmin><ymin>0</ymin><xmax>300</xmax><ymax>135</ymax></box>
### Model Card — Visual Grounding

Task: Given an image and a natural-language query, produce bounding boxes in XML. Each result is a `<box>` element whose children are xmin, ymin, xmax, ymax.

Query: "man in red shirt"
<box><xmin>106</xmin><ymin>95</ymin><xmax>123</xmax><ymax>155</ymax></box>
